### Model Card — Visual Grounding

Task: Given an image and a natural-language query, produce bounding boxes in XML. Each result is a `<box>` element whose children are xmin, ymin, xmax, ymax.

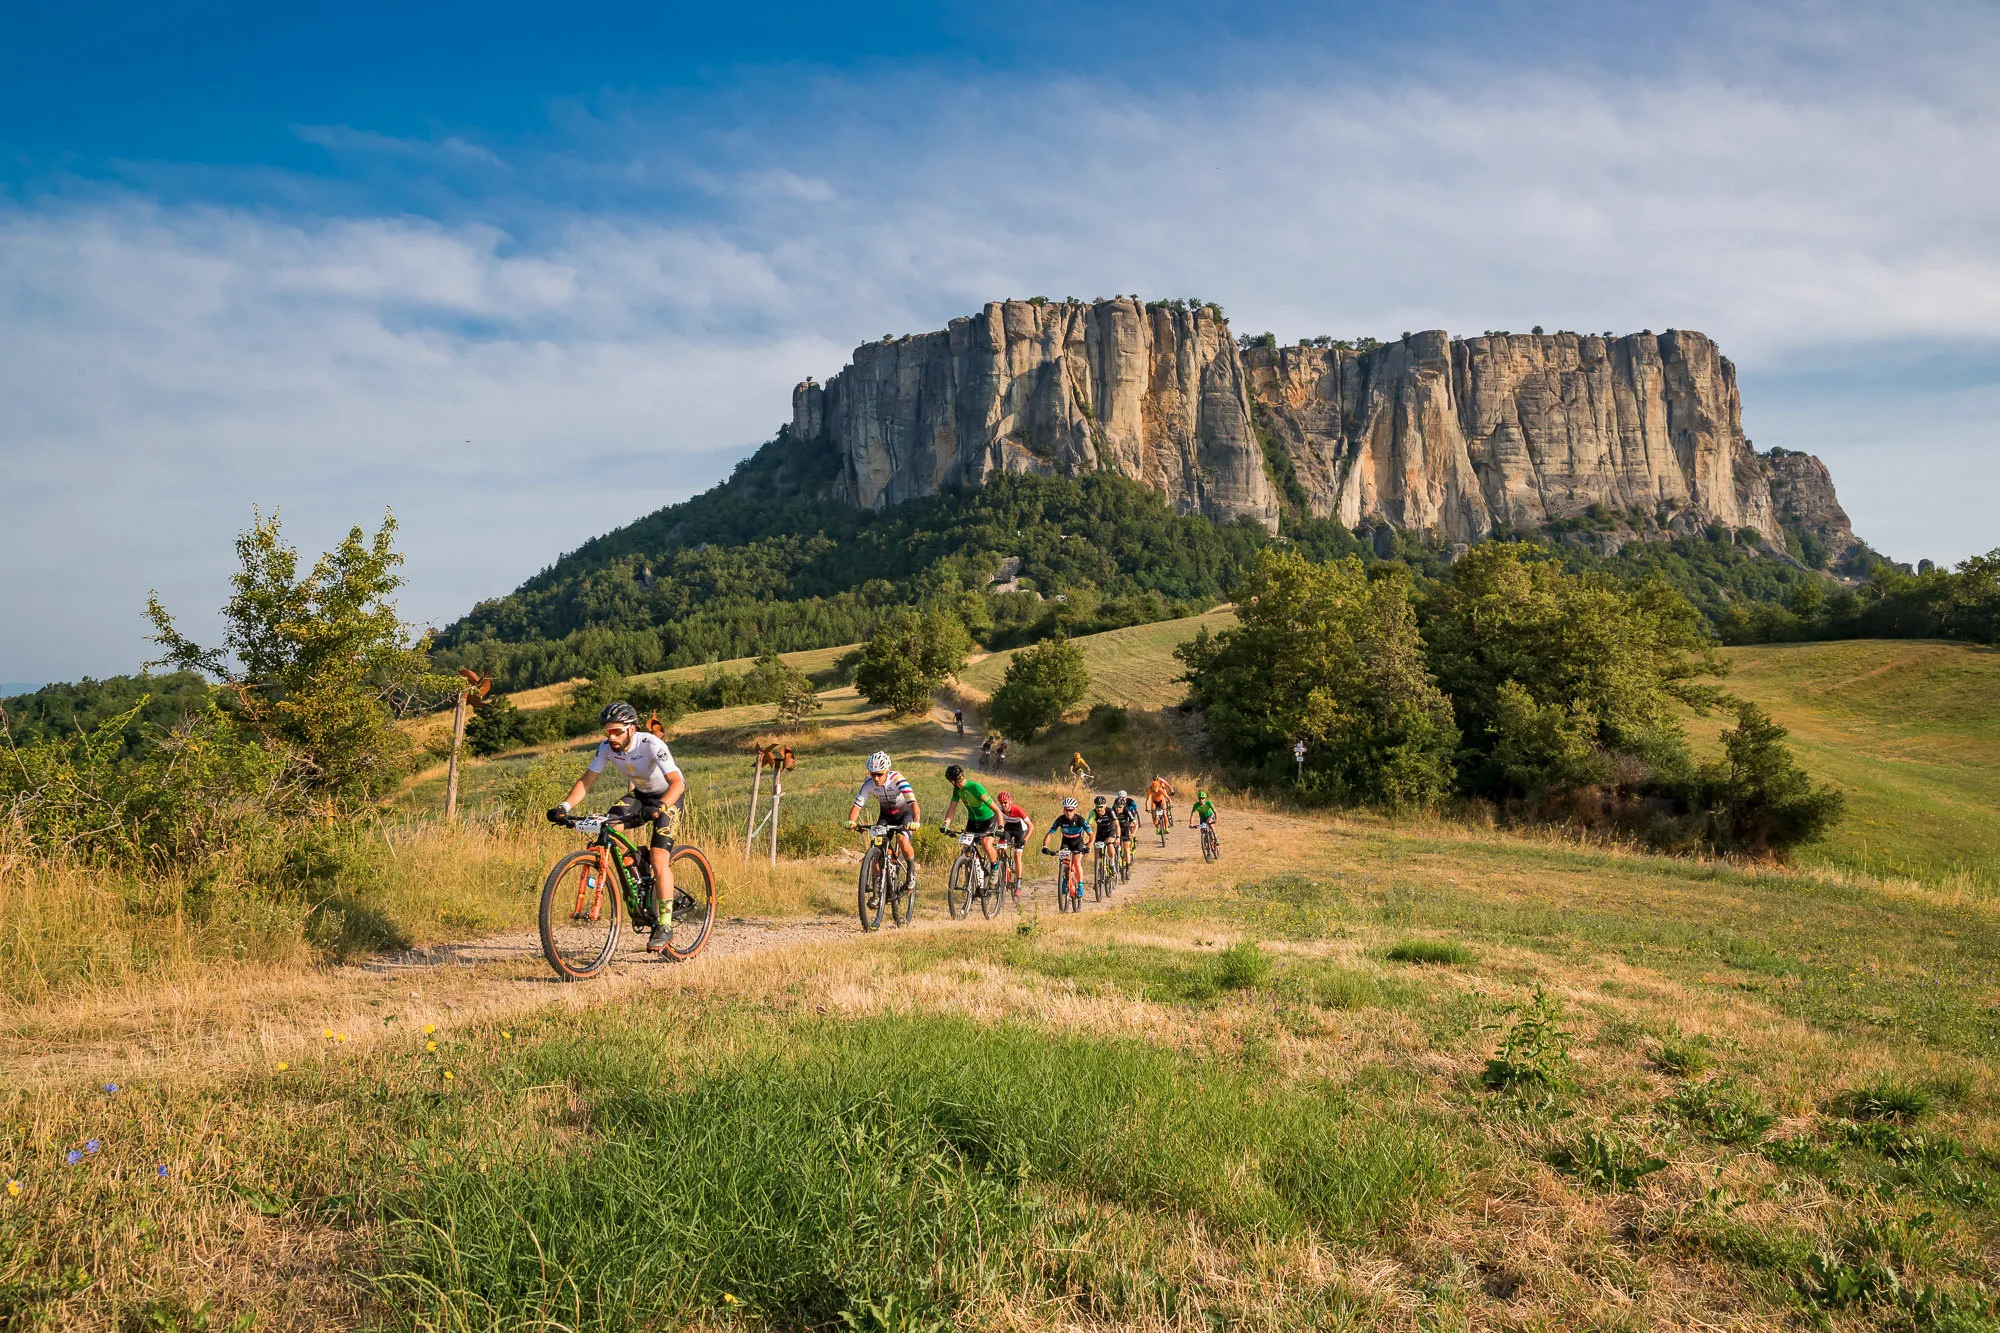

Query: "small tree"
<box><xmin>465</xmin><ymin>695</ymin><xmax>531</xmax><ymax>756</ymax></box>
<box><xmin>853</xmin><ymin>609</ymin><xmax>972</xmax><ymax>716</ymax></box>
<box><xmin>774</xmin><ymin>675</ymin><xmax>823</xmax><ymax>727</ymax></box>
<box><xmin>146</xmin><ymin>509</ymin><xmax>448</xmax><ymax>805</ymax></box>
<box><xmin>1700</xmin><ymin>702</ymin><xmax>1844</xmax><ymax>855</ymax></box>
<box><xmin>984</xmin><ymin>636</ymin><xmax>1089</xmax><ymax>741</ymax></box>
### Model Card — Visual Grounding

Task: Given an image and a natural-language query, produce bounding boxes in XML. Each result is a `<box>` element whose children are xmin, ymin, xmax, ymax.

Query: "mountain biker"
<box><xmin>993</xmin><ymin>740</ymin><xmax>1008</xmax><ymax>772</ymax></box>
<box><xmin>940</xmin><ymin>763</ymin><xmax>1001</xmax><ymax>875</ymax></box>
<box><xmin>549</xmin><ymin>702</ymin><xmax>686</xmax><ymax>954</ymax></box>
<box><xmin>995</xmin><ymin>790</ymin><xmax>1033</xmax><ymax>886</ymax></box>
<box><xmin>979</xmin><ymin>736</ymin><xmax>994</xmax><ymax>769</ymax></box>
<box><xmin>1070</xmin><ymin>750</ymin><xmax>1092</xmax><ymax>780</ymax></box>
<box><xmin>1112</xmin><ymin>789</ymin><xmax>1140</xmax><ymax>854</ymax></box>
<box><xmin>847</xmin><ymin>751</ymin><xmax>923</xmax><ymax>873</ymax></box>
<box><xmin>1040</xmin><ymin>796</ymin><xmax>1092</xmax><ymax>896</ymax></box>
<box><xmin>1147</xmin><ymin>775</ymin><xmax>1175</xmax><ymax>826</ymax></box>
<box><xmin>1190</xmin><ymin>789</ymin><xmax>1219</xmax><ymax>848</ymax></box>
<box><xmin>1090</xmin><ymin>794</ymin><xmax>1118</xmax><ymax>863</ymax></box>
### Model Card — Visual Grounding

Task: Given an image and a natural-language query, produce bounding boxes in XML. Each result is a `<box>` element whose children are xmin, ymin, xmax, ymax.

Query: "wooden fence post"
<box><xmin>443</xmin><ymin>689</ymin><xmax>469</xmax><ymax>820</ymax></box>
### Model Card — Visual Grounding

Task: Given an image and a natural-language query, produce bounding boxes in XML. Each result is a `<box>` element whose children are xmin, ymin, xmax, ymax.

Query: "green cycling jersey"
<box><xmin>955</xmin><ymin>777</ymin><xmax>998</xmax><ymax>822</ymax></box>
<box><xmin>1191</xmin><ymin>797</ymin><xmax>1217</xmax><ymax>823</ymax></box>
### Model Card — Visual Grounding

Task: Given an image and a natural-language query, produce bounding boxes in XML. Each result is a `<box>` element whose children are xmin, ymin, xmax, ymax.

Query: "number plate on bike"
<box><xmin>959</xmin><ymin>833</ymin><xmax>976</xmax><ymax>845</ymax></box>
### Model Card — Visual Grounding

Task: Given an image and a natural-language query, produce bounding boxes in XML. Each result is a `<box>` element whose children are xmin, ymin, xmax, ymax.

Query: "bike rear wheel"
<box><xmin>539</xmin><ymin>850</ymin><xmax>621</xmax><ymax>981</ymax></box>
<box><xmin>977</xmin><ymin>857</ymin><xmax>1000</xmax><ymax>919</ymax></box>
<box><xmin>857</xmin><ymin>847</ymin><xmax>886</xmax><ymax>932</ymax></box>
<box><xmin>660</xmin><ymin>846</ymin><xmax>716</xmax><ymax>960</ymax></box>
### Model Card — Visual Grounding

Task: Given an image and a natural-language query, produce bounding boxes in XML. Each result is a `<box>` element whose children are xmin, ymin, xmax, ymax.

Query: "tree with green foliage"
<box><xmin>853</xmin><ymin>610</ymin><xmax>972</xmax><ymax>716</ymax></box>
<box><xmin>145</xmin><ymin>510</ymin><xmax>449</xmax><ymax>805</ymax></box>
<box><xmin>1178</xmin><ymin>551</ymin><xmax>1457</xmax><ymax>807</ymax></box>
<box><xmin>983</xmin><ymin>636</ymin><xmax>1089</xmax><ymax>740</ymax></box>
<box><xmin>1419</xmin><ymin>543</ymin><xmax>1723</xmax><ymax>799</ymax></box>
<box><xmin>1699</xmin><ymin>702</ymin><xmax>1844</xmax><ymax>854</ymax></box>
<box><xmin>464</xmin><ymin>695</ymin><xmax>532</xmax><ymax>756</ymax></box>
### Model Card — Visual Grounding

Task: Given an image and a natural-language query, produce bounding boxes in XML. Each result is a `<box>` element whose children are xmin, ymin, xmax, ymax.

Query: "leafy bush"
<box><xmin>854</xmin><ymin>610</ymin><xmax>972</xmax><ymax>717</ymax></box>
<box><xmin>1179</xmin><ymin>550</ymin><xmax>1457</xmax><ymax>807</ymax></box>
<box><xmin>983</xmin><ymin>636</ymin><xmax>1089</xmax><ymax>741</ymax></box>
<box><xmin>1385</xmin><ymin>939</ymin><xmax>1473</xmax><ymax>966</ymax></box>
<box><xmin>1696</xmin><ymin>703</ymin><xmax>1844</xmax><ymax>854</ymax></box>
<box><xmin>1659</xmin><ymin>1078</ymin><xmax>1775</xmax><ymax>1145</ymax></box>
<box><xmin>1481</xmin><ymin>986</ymin><xmax>1573</xmax><ymax>1090</ymax></box>
<box><xmin>1552</xmin><ymin>1130</ymin><xmax>1667</xmax><ymax>1192</ymax></box>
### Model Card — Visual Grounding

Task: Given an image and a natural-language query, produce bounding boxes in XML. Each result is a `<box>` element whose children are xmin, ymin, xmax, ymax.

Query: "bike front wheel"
<box><xmin>857</xmin><ymin>847</ymin><xmax>886</xmax><ymax>932</ymax></box>
<box><xmin>945</xmin><ymin>853</ymin><xmax>973</xmax><ymax>919</ymax></box>
<box><xmin>539</xmin><ymin>850</ymin><xmax>621</xmax><ymax>981</ymax></box>
<box><xmin>661</xmin><ymin>846</ymin><xmax>716</xmax><ymax>961</ymax></box>
<box><xmin>1202</xmin><ymin>828</ymin><xmax>1219</xmax><ymax>863</ymax></box>
<box><xmin>977</xmin><ymin>859</ymin><xmax>1000</xmax><ymax>919</ymax></box>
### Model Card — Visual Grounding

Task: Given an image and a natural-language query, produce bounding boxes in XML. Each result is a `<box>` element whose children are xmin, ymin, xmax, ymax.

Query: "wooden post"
<box><xmin>443</xmin><ymin>689</ymin><xmax>469</xmax><ymax>820</ymax></box>
<box><xmin>743</xmin><ymin>751</ymin><xmax>765</xmax><ymax>855</ymax></box>
<box><xmin>768</xmin><ymin>765</ymin><xmax>782</xmax><ymax>865</ymax></box>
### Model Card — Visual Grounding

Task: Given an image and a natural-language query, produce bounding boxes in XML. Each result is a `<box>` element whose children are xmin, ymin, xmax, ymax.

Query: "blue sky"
<box><xmin>4</xmin><ymin>1</ymin><xmax>1998</xmax><ymax>683</ymax></box>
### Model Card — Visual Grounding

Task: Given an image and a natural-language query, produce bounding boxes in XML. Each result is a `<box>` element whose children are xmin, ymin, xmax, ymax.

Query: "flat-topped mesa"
<box><xmin>792</xmin><ymin>298</ymin><xmax>1279</xmax><ymax>528</ymax></box>
<box><xmin>793</xmin><ymin>301</ymin><xmax>1855</xmax><ymax>557</ymax></box>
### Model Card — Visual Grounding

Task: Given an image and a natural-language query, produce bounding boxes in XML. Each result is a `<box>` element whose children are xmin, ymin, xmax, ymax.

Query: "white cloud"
<box><xmin>6</xmin><ymin>27</ymin><xmax>2000</xmax><ymax>678</ymax></box>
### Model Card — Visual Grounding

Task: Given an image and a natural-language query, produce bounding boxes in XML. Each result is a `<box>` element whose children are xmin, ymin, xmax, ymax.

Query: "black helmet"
<box><xmin>599</xmin><ymin>701</ymin><xmax>640</xmax><ymax>727</ymax></box>
<box><xmin>944</xmin><ymin>763</ymin><xmax>965</xmax><ymax>783</ymax></box>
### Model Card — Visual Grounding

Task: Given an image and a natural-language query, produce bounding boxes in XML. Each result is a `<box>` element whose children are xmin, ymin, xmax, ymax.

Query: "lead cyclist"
<box><xmin>548</xmin><ymin>701</ymin><xmax>686</xmax><ymax>954</ymax></box>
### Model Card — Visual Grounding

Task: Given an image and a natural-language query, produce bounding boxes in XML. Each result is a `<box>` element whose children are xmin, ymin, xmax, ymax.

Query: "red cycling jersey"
<box><xmin>998</xmin><ymin>801</ymin><xmax>1029</xmax><ymax>823</ymax></box>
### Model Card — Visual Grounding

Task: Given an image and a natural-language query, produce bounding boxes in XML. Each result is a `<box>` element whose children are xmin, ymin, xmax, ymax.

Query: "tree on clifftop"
<box><xmin>853</xmin><ymin>609</ymin><xmax>971</xmax><ymax>717</ymax></box>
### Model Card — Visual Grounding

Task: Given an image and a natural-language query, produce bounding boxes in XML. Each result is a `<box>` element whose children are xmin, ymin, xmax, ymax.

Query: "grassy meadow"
<box><xmin>956</xmin><ymin>607</ymin><xmax>1237</xmax><ymax>708</ymax></box>
<box><xmin>7</xmin><ymin>625</ymin><xmax>2000</xmax><ymax>1329</ymax></box>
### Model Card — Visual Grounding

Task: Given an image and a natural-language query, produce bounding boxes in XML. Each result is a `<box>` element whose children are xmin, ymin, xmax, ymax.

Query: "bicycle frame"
<box><xmin>571</xmin><ymin>816</ymin><xmax>658</xmax><ymax>925</ymax></box>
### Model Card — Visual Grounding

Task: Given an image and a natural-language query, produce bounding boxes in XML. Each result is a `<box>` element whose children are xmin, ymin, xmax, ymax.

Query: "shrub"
<box><xmin>1833</xmin><ymin>1083</ymin><xmax>1934</xmax><ymax>1125</ymax></box>
<box><xmin>1697</xmin><ymin>702</ymin><xmax>1844</xmax><ymax>855</ymax></box>
<box><xmin>983</xmin><ymin>637</ymin><xmax>1089</xmax><ymax>741</ymax></box>
<box><xmin>1552</xmin><ymin>1130</ymin><xmax>1667</xmax><ymax>1192</ymax></box>
<box><xmin>1385</xmin><ymin>939</ymin><xmax>1473</xmax><ymax>966</ymax></box>
<box><xmin>1482</xmin><ymin>986</ymin><xmax>1573</xmax><ymax>1090</ymax></box>
<box><xmin>854</xmin><ymin>610</ymin><xmax>972</xmax><ymax>716</ymax></box>
<box><xmin>1647</xmin><ymin>1028</ymin><xmax>1715</xmax><ymax>1077</ymax></box>
<box><xmin>465</xmin><ymin>695</ymin><xmax>533</xmax><ymax>756</ymax></box>
<box><xmin>1659</xmin><ymin>1078</ymin><xmax>1775</xmax><ymax>1145</ymax></box>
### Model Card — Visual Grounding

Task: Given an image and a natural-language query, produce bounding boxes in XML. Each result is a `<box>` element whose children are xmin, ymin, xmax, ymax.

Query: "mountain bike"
<box><xmin>1116</xmin><ymin>834</ymin><xmax>1133</xmax><ymax>884</ymax></box>
<box><xmin>1153</xmin><ymin>804</ymin><xmax>1170</xmax><ymax>847</ymax></box>
<box><xmin>855</xmin><ymin>823</ymin><xmax>917</xmax><ymax>931</ymax></box>
<box><xmin>1092</xmin><ymin>841</ymin><xmax>1114</xmax><ymax>902</ymax></box>
<box><xmin>994</xmin><ymin>842</ymin><xmax>1024</xmax><ymax>910</ymax></box>
<box><xmin>540</xmin><ymin>815</ymin><xmax>715</xmax><ymax>981</ymax></box>
<box><xmin>1043</xmin><ymin>846</ymin><xmax>1083</xmax><ymax>913</ymax></box>
<box><xmin>944</xmin><ymin>830</ymin><xmax>1003</xmax><ymax>920</ymax></box>
<box><xmin>1199</xmin><ymin>820</ymin><xmax>1219</xmax><ymax>863</ymax></box>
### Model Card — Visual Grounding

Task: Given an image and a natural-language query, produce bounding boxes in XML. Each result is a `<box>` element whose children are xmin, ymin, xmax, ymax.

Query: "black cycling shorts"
<box><xmin>1003</xmin><ymin>820</ymin><xmax>1029</xmax><ymax>848</ymax></box>
<box><xmin>964</xmin><ymin>811</ymin><xmax>999</xmax><ymax>836</ymax></box>
<box><xmin>607</xmin><ymin>788</ymin><xmax>684</xmax><ymax>850</ymax></box>
<box><xmin>873</xmin><ymin>805</ymin><xmax>917</xmax><ymax>829</ymax></box>
<box><xmin>1058</xmin><ymin>833</ymin><xmax>1090</xmax><ymax>853</ymax></box>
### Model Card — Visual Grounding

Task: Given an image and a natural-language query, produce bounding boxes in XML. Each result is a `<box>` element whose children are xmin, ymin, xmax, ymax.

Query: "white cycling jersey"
<box><xmin>853</xmin><ymin>771</ymin><xmax>916</xmax><ymax>812</ymax></box>
<box><xmin>587</xmin><ymin>733</ymin><xmax>681</xmax><ymax>795</ymax></box>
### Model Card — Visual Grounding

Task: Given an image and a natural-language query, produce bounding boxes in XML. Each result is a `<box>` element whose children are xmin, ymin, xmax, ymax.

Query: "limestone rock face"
<box><xmin>1759</xmin><ymin>448</ymin><xmax>1860</xmax><ymax>565</ymax></box>
<box><xmin>1241</xmin><ymin>329</ymin><xmax>1787</xmax><ymax>545</ymax></box>
<box><xmin>796</xmin><ymin>302</ymin><xmax>1846</xmax><ymax>552</ymax></box>
<box><xmin>797</xmin><ymin>299</ymin><xmax>1279</xmax><ymax>528</ymax></box>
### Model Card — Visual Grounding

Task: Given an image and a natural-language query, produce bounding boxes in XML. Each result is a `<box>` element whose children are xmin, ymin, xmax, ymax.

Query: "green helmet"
<box><xmin>1196</xmin><ymin>790</ymin><xmax>1207</xmax><ymax>800</ymax></box>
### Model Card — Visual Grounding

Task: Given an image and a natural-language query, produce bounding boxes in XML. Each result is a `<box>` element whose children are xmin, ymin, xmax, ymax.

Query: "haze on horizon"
<box><xmin>4</xmin><ymin>0</ymin><xmax>1998</xmax><ymax>683</ymax></box>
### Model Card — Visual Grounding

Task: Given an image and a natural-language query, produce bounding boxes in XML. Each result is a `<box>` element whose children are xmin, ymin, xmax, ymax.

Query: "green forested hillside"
<box><xmin>434</xmin><ymin>427</ymin><xmax>1848</xmax><ymax>692</ymax></box>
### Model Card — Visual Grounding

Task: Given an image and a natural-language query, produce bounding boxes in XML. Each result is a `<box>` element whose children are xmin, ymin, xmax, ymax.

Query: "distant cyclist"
<box><xmin>1069</xmin><ymin>750</ymin><xmax>1093</xmax><ymax>782</ymax></box>
<box><xmin>995</xmin><ymin>789</ymin><xmax>1033</xmax><ymax>887</ymax></box>
<box><xmin>1041</xmin><ymin>796</ymin><xmax>1092</xmax><ymax>893</ymax></box>
<box><xmin>1090</xmin><ymin>794</ymin><xmax>1118</xmax><ymax>856</ymax></box>
<box><xmin>847</xmin><ymin>751</ymin><xmax>923</xmax><ymax>875</ymax></box>
<box><xmin>1147</xmin><ymin>775</ymin><xmax>1175</xmax><ymax>827</ymax></box>
<box><xmin>940</xmin><ymin>763</ymin><xmax>1001</xmax><ymax>873</ymax></box>
<box><xmin>1190</xmin><ymin>789</ymin><xmax>1219</xmax><ymax>849</ymax></box>
<box><xmin>979</xmin><ymin>736</ymin><xmax>994</xmax><ymax>769</ymax></box>
<box><xmin>549</xmin><ymin>702</ymin><xmax>686</xmax><ymax>954</ymax></box>
<box><xmin>1112</xmin><ymin>789</ymin><xmax>1140</xmax><ymax>852</ymax></box>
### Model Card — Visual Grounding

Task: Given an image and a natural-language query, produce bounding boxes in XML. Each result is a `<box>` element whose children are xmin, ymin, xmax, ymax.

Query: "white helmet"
<box><xmin>1117</xmin><ymin>790</ymin><xmax>1128</xmax><ymax>801</ymax></box>
<box><xmin>866</xmin><ymin>751</ymin><xmax>893</xmax><ymax>774</ymax></box>
<box><xmin>1061</xmin><ymin>796</ymin><xmax>1079</xmax><ymax>809</ymax></box>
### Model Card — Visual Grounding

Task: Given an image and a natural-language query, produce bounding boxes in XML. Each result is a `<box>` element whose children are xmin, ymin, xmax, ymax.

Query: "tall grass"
<box><xmin>382</xmin><ymin>1011</ymin><xmax>1445</xmax><ymax>1331</ymax></box>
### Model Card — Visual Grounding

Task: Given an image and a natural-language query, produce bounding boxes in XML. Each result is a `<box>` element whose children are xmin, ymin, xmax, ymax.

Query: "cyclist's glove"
<box><xmin>546</xmin><ymin>806</ymin><xmax>570</xmax><ymax>825</ymax></box>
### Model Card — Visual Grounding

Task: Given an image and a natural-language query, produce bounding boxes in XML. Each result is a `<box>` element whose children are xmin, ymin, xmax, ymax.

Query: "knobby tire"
<box><xmin>539</xmin><ymin>850</ymin><xmax>621</xmax><ymax>982</ymax></box>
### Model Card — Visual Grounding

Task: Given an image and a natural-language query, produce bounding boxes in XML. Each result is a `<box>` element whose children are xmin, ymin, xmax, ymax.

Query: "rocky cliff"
<box><xmin>792</xmin><ymin>299</ymin><xmax>1855</xmax><ymax>557</ymax></box>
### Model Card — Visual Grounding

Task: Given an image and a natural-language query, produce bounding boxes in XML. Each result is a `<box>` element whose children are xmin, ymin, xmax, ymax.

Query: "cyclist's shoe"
<box><xmin>646</xmin><ymin>924</ymin><xmax>672</xmax><ymax>954</ymax></box>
